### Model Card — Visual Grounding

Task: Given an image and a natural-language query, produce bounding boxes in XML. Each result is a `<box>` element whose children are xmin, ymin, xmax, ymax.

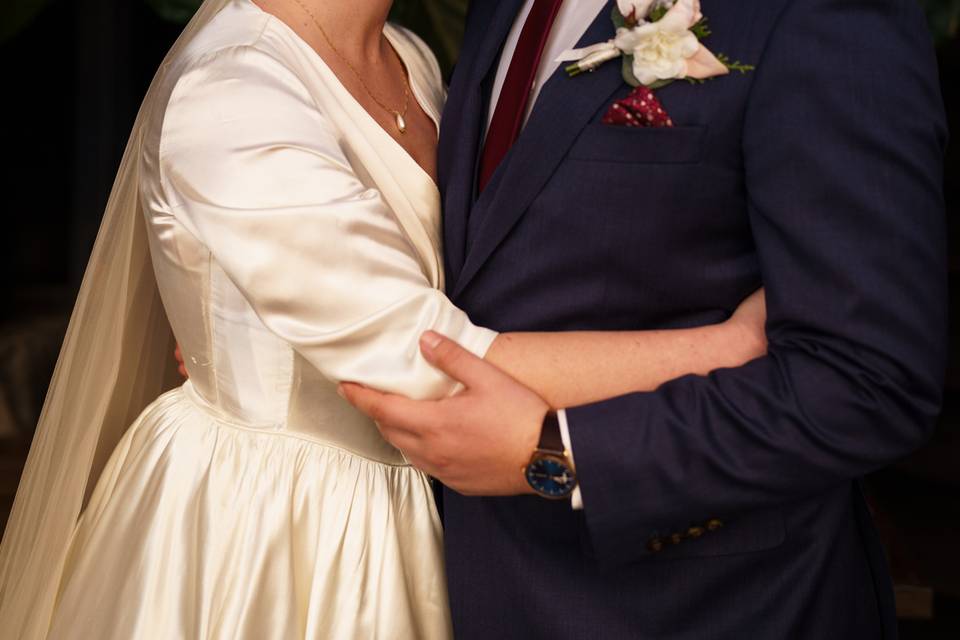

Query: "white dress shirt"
<box><xmin>486</xmin><ymin>0</ymin><xmax>611</xmax><ymax>132</ymax></box>
<box><xmin>486</xmin><ymin>0</ymin><xmax>610</xmax><ymax>508</ymax></box>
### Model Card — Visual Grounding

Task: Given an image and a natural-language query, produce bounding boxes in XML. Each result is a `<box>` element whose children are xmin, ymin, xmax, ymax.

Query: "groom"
<box><xmin>343</xmin><ymin>0</ymin><xmax>948</xmax><ymax>637</ymax></box>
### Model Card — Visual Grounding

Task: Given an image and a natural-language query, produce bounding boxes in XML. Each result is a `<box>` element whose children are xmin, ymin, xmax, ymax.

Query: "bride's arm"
<box><xmin>161</xmin><ymin>46</ymin><xmax>499</xmax><ymax>401</ymax></box>
<box><xmin>170</xmin><ymin>291</ymin><xmax>765</xmax><ymax>408</ymax></box>
<box><xmin>485</xmin><ymin>290</ymin><xmax>766</xmax><ymax>409</ymax></box>
<box><xmin>162</xmin><ymin>47</ymin><xmax>764</xmax><ymax>406</ymax></box>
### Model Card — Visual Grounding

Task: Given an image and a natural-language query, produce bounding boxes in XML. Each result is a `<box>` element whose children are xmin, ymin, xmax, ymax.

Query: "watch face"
<box><xmin>525</xmin><ymin>454</ymin><xmax>577</xmax><ymax>499</ymax></box>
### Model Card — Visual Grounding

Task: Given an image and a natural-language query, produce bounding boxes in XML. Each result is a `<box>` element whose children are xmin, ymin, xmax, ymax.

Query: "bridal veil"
<box><xmin>0</xmin><ymin>2</ymin><xmax>229</xmax><ymax>636</ymax></box>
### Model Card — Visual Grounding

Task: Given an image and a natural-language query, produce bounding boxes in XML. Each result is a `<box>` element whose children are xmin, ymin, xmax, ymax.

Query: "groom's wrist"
<box><xmin>557</xmin><ymin>410</ymin><xmax>583</xmax><ymax>509</ymax></box>
<box><xmin>522</xmin><ymin>409</ymin><xmax>580</xmax><ymax>501</ymax></box>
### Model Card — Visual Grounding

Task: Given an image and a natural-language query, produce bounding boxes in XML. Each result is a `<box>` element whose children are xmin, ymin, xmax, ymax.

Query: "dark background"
<box><xmin>0</xmin><ymin>1</ymin><xmax>958</xmax><ymax>636</ymax></box>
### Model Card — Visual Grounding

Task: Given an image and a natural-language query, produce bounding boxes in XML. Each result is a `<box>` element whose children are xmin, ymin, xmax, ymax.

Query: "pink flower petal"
<box><xmin>661</xmin><ymin>0</ymin><xmax>699</xmax><ymax>31</ymax></box>
<box><xmin>685</xmin><ymin>45</ymin><xmax>730</xmax><ymax>80</ymax></box>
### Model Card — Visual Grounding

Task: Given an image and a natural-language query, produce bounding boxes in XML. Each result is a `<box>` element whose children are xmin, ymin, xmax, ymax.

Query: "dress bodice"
<box><xmin>146</xmin><ymin>224</ymin><xmax>408</xmax><ymax>465</ymax></box>
<box><xmin>137</xmin><ymin>0</ymin><xmax>497</xmax><ymax>464</ymax></box>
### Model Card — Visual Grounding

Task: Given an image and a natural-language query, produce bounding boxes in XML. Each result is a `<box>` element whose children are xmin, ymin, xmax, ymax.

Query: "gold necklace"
<box><xmin>291</xmin><ymin>0</ymin><xmax>411</xmax><ymax>133</ymax></box>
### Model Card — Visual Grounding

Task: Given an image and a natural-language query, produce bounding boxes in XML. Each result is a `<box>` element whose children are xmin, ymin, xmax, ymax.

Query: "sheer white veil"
<box><xmin>0</xmin><ymin>2</ymin><xmax>229</xmax><ymax>636</ymax></box>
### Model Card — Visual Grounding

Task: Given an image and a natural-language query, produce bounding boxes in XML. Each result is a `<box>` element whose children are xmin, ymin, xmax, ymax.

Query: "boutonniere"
<box><xmin>558</xmin><ymin>0</ymin><xmax>755</xmax><ymax>127</ymax></box>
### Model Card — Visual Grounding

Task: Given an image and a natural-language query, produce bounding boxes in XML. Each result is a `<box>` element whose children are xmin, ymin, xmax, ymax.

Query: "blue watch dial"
<box><xmin>525</xmin><ymin>455</ymin><xmax>577</xmax><ymax>499</ymax></box>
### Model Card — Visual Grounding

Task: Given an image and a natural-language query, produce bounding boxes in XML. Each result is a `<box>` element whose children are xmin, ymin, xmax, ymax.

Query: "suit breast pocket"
<box><xmin>568</xmin><ymin>123</ymin><xmax>707</xmax><ymax>165</ymax></box>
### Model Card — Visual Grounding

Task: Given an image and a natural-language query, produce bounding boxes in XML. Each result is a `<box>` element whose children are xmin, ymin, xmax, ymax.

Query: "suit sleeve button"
<box><xmin>706</xmin><ymin>518</ymin><xmax>724</xmax><ymax>531</ymax></box>
<box><xmin>648</xmin><ymin>537</ymin><xmax>664</xmax><ymax>553</ymax></box>
<box><xmin>670</xmin><ymin>532</ymin><xmax>684</xmax><ymax>545</ymax></box>
<box><xmin>686</xmin><ymin>525</ymin><xmax>705</xmax><ymax>539</ymax></box>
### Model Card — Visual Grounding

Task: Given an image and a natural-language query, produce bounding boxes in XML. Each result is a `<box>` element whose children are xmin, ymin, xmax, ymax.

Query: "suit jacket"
<box><xmin>438</xmin><ymin>0</ymin><xmax>948</xmax><ymax>638</ymax></box>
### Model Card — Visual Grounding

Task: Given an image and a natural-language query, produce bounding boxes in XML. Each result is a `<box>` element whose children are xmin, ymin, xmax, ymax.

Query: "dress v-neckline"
<box><xmin>246</xmin><ymin>0</ymin><xmax>441</xmax><ymax>193</ymax></box>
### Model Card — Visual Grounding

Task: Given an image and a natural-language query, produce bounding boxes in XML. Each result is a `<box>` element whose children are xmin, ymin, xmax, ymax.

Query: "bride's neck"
<box><xmin>256</xmin><ymin>0</ymin><xmax>395</xmax><ymax>64</ymax></box>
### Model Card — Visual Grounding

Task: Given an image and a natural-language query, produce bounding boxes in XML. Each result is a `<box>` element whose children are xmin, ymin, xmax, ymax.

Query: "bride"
<box><xmin>0</xmin><ymin>0</ymin><xmax>767</xmax><ymax>637</ymax></box>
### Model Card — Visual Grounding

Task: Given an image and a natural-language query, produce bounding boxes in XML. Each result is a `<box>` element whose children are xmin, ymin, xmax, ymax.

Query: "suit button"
<box><xmin>687</xmin><ymin>525</ymin><xmax>705</xmax><ymax>539</ymax></box>
<box><xmin>670</xmin><ymin>532</ymin><xmax>684</xmax><ymax>545</ymax></box>
<box><xmin>648</xmin><ymin>537</ymin><xmax>664</xmax><ymax>553</ymax></box>
<box><xmin>706</xmin><ymin>518</ymin><xmax>724</xmax><ymax>531</ymax></box>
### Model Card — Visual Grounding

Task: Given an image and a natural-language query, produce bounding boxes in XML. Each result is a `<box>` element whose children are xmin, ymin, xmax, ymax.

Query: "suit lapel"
<box><xmin>451</xmin><ymin>1</ymin><xmax>622</xmax><ymax>299</ymax></box>
<box><xmin>441</xmin><ymin>0</ymin><xmax>525</xmax><ymax>289</ymax></box>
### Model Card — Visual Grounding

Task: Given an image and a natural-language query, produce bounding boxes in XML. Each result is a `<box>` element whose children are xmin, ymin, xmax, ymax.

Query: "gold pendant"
<box><xmin>395</xmin><ymin>112</ymin><xmax>407</xmax><ymax>134</ymax></box>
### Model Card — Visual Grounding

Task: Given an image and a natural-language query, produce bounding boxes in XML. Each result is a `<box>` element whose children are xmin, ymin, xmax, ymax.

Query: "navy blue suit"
<box><xmin>438</xmin><ymin>0</ymin><xmax>947</xmax><ymax>637</ymax></box>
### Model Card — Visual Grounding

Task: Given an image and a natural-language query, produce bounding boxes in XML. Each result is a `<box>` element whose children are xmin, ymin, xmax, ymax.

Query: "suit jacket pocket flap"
<box><xmin>569</xmin><ymin>123</ymin><xmax>707</xmax><ymax>165</ymax></box>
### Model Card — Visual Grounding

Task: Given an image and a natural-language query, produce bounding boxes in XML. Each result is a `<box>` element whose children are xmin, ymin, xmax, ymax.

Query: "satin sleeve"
<box><xmin>158</xmin><ymin>45</ymin><xmax>497</xmax><ymax>400</ymax></box>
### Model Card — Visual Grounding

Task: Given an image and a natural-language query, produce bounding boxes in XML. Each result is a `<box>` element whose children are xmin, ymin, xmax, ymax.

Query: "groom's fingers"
<box><xmin>338</xmin><ymin>382</ymin><xmax>429</xmax><ymax>436</ymax></box>
<box><xmin>419</xmin><ymin>331</ymin><xmax>500</xmax><ymax>390</ymax></box>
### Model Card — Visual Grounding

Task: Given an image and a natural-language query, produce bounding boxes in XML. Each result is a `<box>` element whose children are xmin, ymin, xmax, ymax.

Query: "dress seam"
<box><xmin>172</xmin><ymin>385</ymin><xmax>414</xmax><ymax>468</ymax></box>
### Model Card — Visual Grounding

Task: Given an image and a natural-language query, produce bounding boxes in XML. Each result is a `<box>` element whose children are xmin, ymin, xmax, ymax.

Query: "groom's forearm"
<box><xmin>483</xmin><ymin>317</ymin><xmax>765</xmax><ymax>410</ymax></box>
<box><xmin>483</xmin><ymin>322</ymin><xmax>766</xmax><ymax>511</ymax></box>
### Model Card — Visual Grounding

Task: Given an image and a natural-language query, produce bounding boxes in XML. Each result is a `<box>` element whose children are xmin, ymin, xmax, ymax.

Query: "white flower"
<box><xmin>616</xmin><ymin>0</ymin><xmax>656</xmax><ymax>21</ymax></box>
<box><xmin>617</xmin><ymin>0</ymin><xmax>683</xmax><ymax>22</ymax></box>
<box><xmin>614</xmin><ymin>0</ymin><xmax>723</xmax><ymax>86</ymax></box>
<box><xmin>560</xmin><ymin>0</ymin><xmax>729</xmax><ymax>84</ymax></box>
<box><xmin>615</xmin><ymin>22</ymin><xmax>699</xmax><ymax>85</ymax></box>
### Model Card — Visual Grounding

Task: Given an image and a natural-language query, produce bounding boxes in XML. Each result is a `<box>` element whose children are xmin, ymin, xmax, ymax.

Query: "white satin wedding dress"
<box><xmin>3</xmin><ymin>1</ymin><xmax>497</xmax><ymax>638</ymax></box>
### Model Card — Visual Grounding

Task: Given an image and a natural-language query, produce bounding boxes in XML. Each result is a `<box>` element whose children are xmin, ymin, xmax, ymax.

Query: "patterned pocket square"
<box><xmin>602</xmin><ymin>86</ymin><xmax>673</xmax><ymax>128</ymax></box>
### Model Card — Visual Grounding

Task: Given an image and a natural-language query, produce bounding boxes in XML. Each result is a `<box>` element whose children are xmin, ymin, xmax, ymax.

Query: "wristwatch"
<box><xmin>524</xmin><ymin>411</ymin><xmax>578</xmax><ymax>500</ymax></box>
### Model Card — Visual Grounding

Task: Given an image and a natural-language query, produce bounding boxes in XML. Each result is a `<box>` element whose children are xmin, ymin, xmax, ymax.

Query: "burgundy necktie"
<box><xmin>478</xmin><ymin>0</ymin><xmax>564</xmax><ymax>192</ymax></box>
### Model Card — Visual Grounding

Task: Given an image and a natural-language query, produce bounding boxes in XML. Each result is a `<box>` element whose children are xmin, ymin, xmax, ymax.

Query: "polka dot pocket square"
<box><xmin>602</xmin><ymin>86</ymin><xmax>673</xmax><ymax>128</ymax></box>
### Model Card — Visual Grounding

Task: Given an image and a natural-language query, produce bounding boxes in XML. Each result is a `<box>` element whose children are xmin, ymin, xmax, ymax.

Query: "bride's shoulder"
<box><xmin>171</xmin><ymin>1</ymin><xmax>309</xmax><ymax>99</ymax></box>
<box><xmin>159</xmin><ymin>37</ymin><xmax>337</xmax><ymax>168</ymax></box>
<box><xmin>165</xmin><ymin>44</ymin><xmax>316</xmax><ymax>141</ymax></box>
<box><xmin>178</xmin><ymin>1</ymin><xmax>274</xmax><ymax>65</ymax></box>
<box><xmin>167</xmin><ymin>5</ymin><xmax>318</xmax><ymax>122</ymax></box>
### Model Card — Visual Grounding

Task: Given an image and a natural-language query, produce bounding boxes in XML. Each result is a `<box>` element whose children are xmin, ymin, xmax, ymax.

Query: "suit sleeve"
<box><xmin>159</xmin><ymin>46</ymin><xmax>497</xmax><ymax>400</ymax></box>
<box><xmin>565</xmin><ymin>0</ymin><xmax>948</xmax><ymax>563</ymax></box>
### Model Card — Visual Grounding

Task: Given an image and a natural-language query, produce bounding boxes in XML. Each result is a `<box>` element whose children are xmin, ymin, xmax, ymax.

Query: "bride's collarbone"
<box><xmin>252</xmin><ymin>1</ymin><xmax>437</xmax><ymax>178</ymax></box>
<box><xmin>318</xmin><ymin>46</ymin><xmax>439</xmax><ymax>180</ymax></box>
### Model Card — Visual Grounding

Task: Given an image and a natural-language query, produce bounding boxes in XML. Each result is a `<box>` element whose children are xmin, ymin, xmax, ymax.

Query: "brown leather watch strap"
<box><xmin>537</xmin><ymin>411</ymin><xmax>564</xmax><ymax>453</ymax></box>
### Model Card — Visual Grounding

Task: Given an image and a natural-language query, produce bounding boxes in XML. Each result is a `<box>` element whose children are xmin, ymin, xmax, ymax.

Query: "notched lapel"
<box><xmin>442</xmin><ymin>0</ymin><xmax>525</xmax><ymax>290</ymax></box>
<box><xmin>452</xmin><ymin>1</ymin><xmax>622</xmax><ymax>299</ymax></box>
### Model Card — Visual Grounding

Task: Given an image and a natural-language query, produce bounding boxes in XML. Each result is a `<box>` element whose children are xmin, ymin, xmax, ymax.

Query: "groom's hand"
<box><xmin>339</xmin><ymin>332</ymin><xmax>547</xmax><ymax>497</ymax></box>
<box><xmin>174</xmin><ymin>344</ymin><xmax>188</xmax><ymax>379</ymax></box>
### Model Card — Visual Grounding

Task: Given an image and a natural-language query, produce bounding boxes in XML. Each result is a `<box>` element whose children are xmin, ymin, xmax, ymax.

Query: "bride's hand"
<box><xmin>726</xmin><ymin>288</ymin><xmax>768</xmax><ymax>362</ymax></box>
